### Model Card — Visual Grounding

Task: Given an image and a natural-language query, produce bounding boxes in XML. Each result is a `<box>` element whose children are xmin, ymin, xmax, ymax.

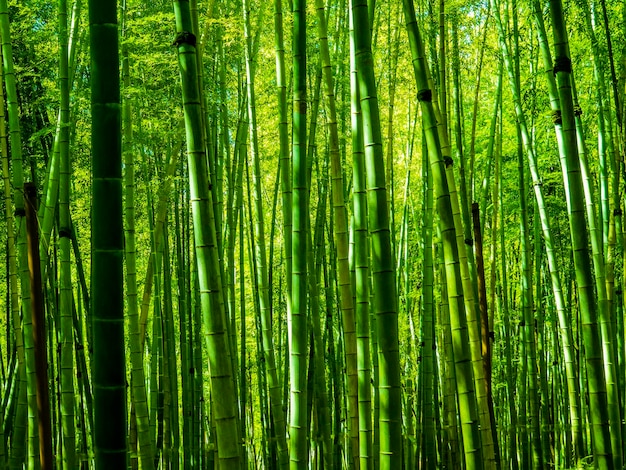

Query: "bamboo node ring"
<box><xmin>553</xmin><ymin>56</ymin><xmax>572</xmax><ymax>74</ymax></box>
<box><xmin>417</xmin><ymin>89</ymin><xmax>432</xmax><ymax>102</ymax></box>
<box><xmin>173</xmin><ymin>31</ymin><xmax>197</xmax><ymax>47</ymax></box>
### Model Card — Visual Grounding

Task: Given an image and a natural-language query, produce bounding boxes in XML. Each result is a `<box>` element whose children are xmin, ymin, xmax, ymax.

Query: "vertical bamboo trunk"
<box><xmin>88</xmin><ymin>0</ymin><xmax>127</xmax><ymax>465</ymax></box>
<box><xmin>0</xmin><ymin>0</ymin><xmax>41</xmax><ymax>464</ymax></box>
<box><xmin>172</xmin><ymin>1</ymin><xmax>242</xmax><ymax>466</ymax></box>
<box><xmin>24</xmin><ymin>183</ymin><xmax>53</xmax><ymax>469</ymax></box>
<box><xmin>350</xmin><ymin>8</ymin><xmax>373</xmax><ymax>467</ymax></box>
<box><xmin>421</xmin><ymin>143</ymin><xmax>437</xmax><ymax>467</ymax></box>
<box><xmin>515</xmin><ymin>154</ymin><xmax>543</xmax><ymax>466</ymax></box>
<box><xmin>290</xmin><ymin>0</ymin><xmax>308</xmax><ymax>465</ymax></box>
<box><xmin>57</xmin><ymin>0</ymin><xmax>75</xmax><ymax>466</ymax></box>
<box><xmin>549</xmin><ymin>0</ymin><xmax>616</xmax><ymax>466</ymax></box>
<box><xmin>497</xmin><ymin>137</ymin><xmax>519</xmax><ymax>470</ymax></box>
<box><xmin>402</xmin><ymin>0</ymin><xmax>484</xmax><ymax>467</ymax></box>
<box><xmin>352</xmin><ymin>0</ymin><xmax>402</xmax><ymax>467</ymax></box>
<box><xmin>0</xmin><ymin>36</ymin><xmax>28</xmax><ymax>470</ymax></box>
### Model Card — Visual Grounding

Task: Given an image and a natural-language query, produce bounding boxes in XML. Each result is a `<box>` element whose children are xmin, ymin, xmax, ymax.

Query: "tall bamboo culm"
<box><xmin>88</xmin><ymin>0</ymin><xmax>128</xmax><ymax>465</ymax></box>
<box><xmin>172</xmin><ymin>1</ymin><xmax>242</xmax><ymax>466</ymax></box>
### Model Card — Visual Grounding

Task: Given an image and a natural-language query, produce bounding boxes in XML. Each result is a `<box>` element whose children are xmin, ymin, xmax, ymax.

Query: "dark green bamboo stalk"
<box><xmin>0</xmin><ymin>0</ymin><xmax>41</xmax><ymax>463</ymax></box>
<box><xmin>88</xmin><ymin>0</ymin><xmax>127</xmax><ymax>465</ymax></box>
<box><xmin>24</xmin><ymin>184</ymin><xmax>52</xmax><ymax>469</ymax></box>
<box><xmin>497</xmin><ymin>131</ymin><xmax>519</xmax><ymax>470</ymax></box>
<box><xmin>39</xmin><ymin>0</ymin><xmax>82</xmax><ymax>267</ymax></box>
<box><xmin>273</xmin><ymin>0</ymin><xmax>292</xmax><ymax>360</ymax></box>
<box><xmin>161</xmin><ymin>231</ymin><xmax>180</xmax><ymax>469</ymax></box>
<box><xmin>515</xmin><ymin>148</ymin><xmax>543</xmax><ymax>467</ymax></box>
<box><xmin>421</xmin><ymin>140</ymin><xmax>437</xmax><ymax>468</ymax></box>
<box><xmin>0</xmin><ymin>40</ymin><xmax>27</xmax><ymax>470</ymax></box>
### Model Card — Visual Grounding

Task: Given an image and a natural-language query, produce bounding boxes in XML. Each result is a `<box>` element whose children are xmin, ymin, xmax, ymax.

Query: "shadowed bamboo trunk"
<box><xmin>24</xmin><ymin>183</ymin><xmax>53</xmax><ymax>469</ymax></box>
<box><xmin>121</xmin><ymin>2</ymin><xmax>154</xmax><ymax>467</ymax></box>
<box><xmin>89</xmin><ymin>0</ymin><xmax>128</xmax><ymax>465</ymax></box>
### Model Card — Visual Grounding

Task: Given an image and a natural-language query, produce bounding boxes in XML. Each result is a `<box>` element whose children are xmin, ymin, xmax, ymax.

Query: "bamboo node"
<box><xmin>173</xmin><ymin>31</ymin><xmax>197</xmax><ymax>47</ymax></box>
<box><xmin>443</xmin><ymin>156</ymin><xmax>454</xmax><ymax>167</ymax></box>
<box><xmin>551</xmin><ymin>110</ymin><xmax>562</xmax><ymax>125</ymax></box>
<box><xmin>553</xmin><ymin>56</ymin><xmax>572</xmax><ymax>74</ymax></box>
<box><xmin>417</xmin><ymin>89</ymin><xmax>432</xmax><ymax>102</ymax></box>
<box><xmin>59</xmin><ymin>228</ymin><xmax>72</xmax><ymax>239</ymax></box>
<box><xmin>573</xmin><ymin>104</ymin><xmax>583</xmax><ymax>116</ymax></box>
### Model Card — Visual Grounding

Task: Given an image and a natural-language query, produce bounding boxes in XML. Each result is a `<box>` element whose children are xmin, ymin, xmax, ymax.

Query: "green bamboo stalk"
<box><xmin>349</xmin><ymin>7</ymin><xmax>372</xmax><ymax>466</ymax></box>
<box><xmin>308</xmin><ymin>167</ymin><xmax>333</xmax><ymax>469</ymax></box>
<box><xmin>570</xmin><ymin>4</ymin><xmax>623</xmax><ymax>465</ymax></box>
<box><xmin>289</xmin><ymin>0</ymin><xmax>308</xmax><ymax>465</ymax></box>
<box><xmin>38</xmin><ymin>0</ymin><xmax>82</xmax><ymax>269</ymax></box>
<box><xmin>351</xmin><ymin>0</ymin><xmax>401</xmax><ymax>467</ymax></box>
<box><xmin>57</xmin><ymin>0</ymin><xmax>75</xmax><ymax>466</ymax></box>
<box><xmin>237</xmin><ymin>200</ymin><xmax>248</xmax><ymax>470</ymax></box>
<box><xmin>420</xmin><ymin>7</ymin><xmax>498</xmax><ymax>460</ymax></box>
<box><xmin>24</xmin><ymin>183</ymin><xmax>53</xmax><ymax>470</ymax></box>
<box><xmin>0</xmin><ymin>39</ymin><xmax>27</xmax><ymax>470</ymax></box>
<box><xmin>172</xmin><ymin>1</ymin><xmax>241</xmax><ymax>465</ymax></box>
<box><xmin>273</xmin><ymin>0</ymin><xmax>292</xmax><ymax>354</ymax></box>
<box><xmin>515</xmin><ymin>144</ymin><xmax>543</xmax><ymax>467</ymax></box>
<box><xmin>151</xmin><ymin>253</ymin><xmax>164</xmax><ymax>468</ymax></box>
<box><xmin>436</xmin><ymin>230</ymin><xmax>461</xmax><ymax>469</ymax></box>
<box><xmin>137</xmin><ymin>138</ymin><xmax>181</xmax><ymax>349</ymax></box>
<box><xmin>162</xmin><ymin>230</ymin><xmax>180</xmax><ymax>469</ymax></box>
<box><xmin>549</xmin><ymin>1</ymin><xmax>615</xmax><ymax>466</ymax></box>
<box><xmin>497</xmin><ymin>131</ymin><xmax>519</xmax><ymax>470</ymax></box>
<box><xmin>0</xmin><ymin>1</ymin><xmax>41</xmax><ymax>465</ymax></box>
<box><xmin>174</xmin><ymin>186</ymin><xmax>193</xmax><ymax>470</ymax></box>
<box><xmin>421</xmin><ymin>139</ymin><xmax>437</xmax><ymax>468</ymax></box>
<box><xmin>402</xmin><ymin>1</ymin><xmax>483</xmax><ymax>466</ymax></box>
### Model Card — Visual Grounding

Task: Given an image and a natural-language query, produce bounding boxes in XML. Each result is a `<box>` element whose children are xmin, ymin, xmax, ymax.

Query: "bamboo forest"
<box><xmin>1</xmin><ymin>0</ymin><xmax>626</xmax><ymax>467</ymax></box>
